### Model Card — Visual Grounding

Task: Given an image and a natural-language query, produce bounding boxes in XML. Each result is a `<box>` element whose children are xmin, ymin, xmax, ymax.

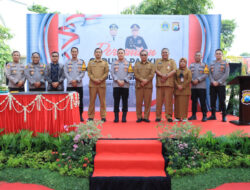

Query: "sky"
<box><xmin>0</xmin><ymin>0</ymin><xmax>249</xmax><ymax>56</ymax></box>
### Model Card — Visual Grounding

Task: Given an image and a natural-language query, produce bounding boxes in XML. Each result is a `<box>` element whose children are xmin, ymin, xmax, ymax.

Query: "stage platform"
<box><xmin>86</xmin><ymin>111</ymin><xmax>249</xmax><ymax>190</ymax></box>
<box><xmin>82</xmin><ymin>112</ymin><xmax>250</xmax><ymax>139</ymax></box>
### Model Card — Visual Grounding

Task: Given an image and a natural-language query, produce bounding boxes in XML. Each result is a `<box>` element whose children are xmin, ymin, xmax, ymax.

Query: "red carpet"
<box><xmin>209</xmin><ymin>182</ymin><xmax>250</xmax><ymax>190</ymax></box>
<box><xmin>82</xmin><ymin>112</ymin><xmax>250</xmax><ymax>139</ymax></box>
<box><xmin>93</xmin><ymin>140</ymin><xmax>166</xmax><ymax>177</ymax></box>
<box><xmin>0</xmin><ymin>182</ymin><xmax>53</xmax><ymax>190</ymax></box>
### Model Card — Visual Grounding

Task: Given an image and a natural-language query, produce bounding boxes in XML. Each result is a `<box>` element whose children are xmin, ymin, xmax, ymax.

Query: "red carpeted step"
<box><xmin>92</xmin><ymin>140</ymin><xmax>166</xmax><ymax>177</ymax></box>
<box><xmin>96</xmin><ymin>140</ymin><xmax>162</xmax><ymax>154</ymax></box>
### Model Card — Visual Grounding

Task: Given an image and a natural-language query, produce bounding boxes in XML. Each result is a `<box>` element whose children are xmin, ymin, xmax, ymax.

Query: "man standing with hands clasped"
<box><xmin>208</xmin><ymin>49</ymin><xmax>229</xmax><ymax>122</ymax></box>
<box><xmin>87</xmin><ymin>48</ymin><xmax>109</xmax><ymax>122</ymax></box>
<box><xmin>111</xmin><ymin>48</ymin><xmax>133</xmax><ymax>123</ymax></box>
<box><xmin>25</xmin><ymin>52</ymin><xmax>46</xmax><ymax>91</ymax></box>
<box><xmin>155</xmin><ymin>48</ymin><xmax>176</xmax><ymax>122</ymax></box>
<box><xmin>134</xmin><ymin>50</ymin><xmax>155</xmax><ymax>123</ymax></box>
<box><xmin>46</xmin><ymin>51</ymin><xmax>65</xmax><ymax>91</ymax></box>
<box><xmin>5</xmin><ymin>51</ymin><xmax>26</xmax><ymax>92</ymax></box>
<box><xmin>64</xmin><ymin>47</ymin><xmax>86</xmax><ymax>122</ymax></box>
<box><xmin>188</xmin><ymin>52</ymin><xmax>209</xmax><ymax>122</ymax></box>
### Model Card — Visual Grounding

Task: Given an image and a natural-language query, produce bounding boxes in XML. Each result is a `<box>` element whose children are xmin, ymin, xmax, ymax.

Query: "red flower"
<box><xmin>84</xmin><ymin>157</ymin><xmax>89</xmax><ymax>161</ymax></box>
<box><xmin>83</xmin><ymin>163</ymin><xmax>87</xmax><ymax>167</ymax></box>
<box><xmin>58</xmin><ymin>164</ymin><xmax>61</xmax><ymax>167</ymax></box>
<box><xmin>51</xmin><ymin>152</ymin><xmax>55</xmax><ymax>155</ymax></box>
<box><xmin>56</xmin><ymin>159</ymin><xmax>60</xmax><ymax>162</ymax></box>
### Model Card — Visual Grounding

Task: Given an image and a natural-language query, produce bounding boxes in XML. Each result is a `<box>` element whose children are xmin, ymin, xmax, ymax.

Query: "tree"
<box><xmin>28</xmin><ymin>4</ymin><xmax>48</xmax><ymax>13</ymax></box>
<box><xmin>220</xmin><ymin>19</ymin><xmax>236</xmax><ymax>54</ymax></box>
<box><xmin>28</xmin><ymin>4</ymin><xmax>60</xmax><ymax>14</ymax></box>
<box><xmin>240</xmin><ymin>52</ymin><xmax>250</xmax><ymax>57</ymax></box>
<box><xmin>122</xmin><ymin>0</ymin><xmax>236</xmax><ymax>55</ymax></box>
<box><xmin>0</xmin><ymin>25</ymin><xmax>12</xmax><ymax>85</ymax></box>
<box><xmin>121</xmin><ymin>0</ymin><xmax>213</xmax><ymax>15</ymax></box>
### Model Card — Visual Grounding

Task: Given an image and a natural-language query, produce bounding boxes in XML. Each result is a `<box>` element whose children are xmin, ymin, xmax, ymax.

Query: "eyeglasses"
<box><xmin>141</xmin><ymin>54</ymin><xmax>147</xmax><ymax>56</ymax></box>
<box><xmin>52</xmin><ymin>55</ymin><xmax>59</xmax><ymax>57</ymax></box>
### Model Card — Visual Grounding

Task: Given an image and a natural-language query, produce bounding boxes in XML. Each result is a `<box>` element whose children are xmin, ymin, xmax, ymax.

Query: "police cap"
<box><xmin>130</xmin><ymin>24</ymin><xmax>140</xmax><ymax>31</ymax></box>
<box><xmin>109</xmin><ymin>24</ymin><xmax>118</xmax><ymax>30</ymax></box>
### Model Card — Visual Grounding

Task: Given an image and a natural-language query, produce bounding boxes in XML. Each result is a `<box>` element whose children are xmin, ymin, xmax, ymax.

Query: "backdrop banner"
<box><xmin>27</xmin><ymin>14</ymin><xmax>221</xmax><ymax>111</ymax></box>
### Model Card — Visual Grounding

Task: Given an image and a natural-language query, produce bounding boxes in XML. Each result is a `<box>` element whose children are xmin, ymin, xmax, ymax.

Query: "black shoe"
<box><xmin>167</xmin><ymin>118</ymin><xmax>173</xmax><ymax>122</ymax></box>
<box><xmin>188</xmin><ymin>115</ymin><xmax>197</xmax><ymax>120</ymax></box>
<box><xmin>207</xmin><ymin>115</ymin><xmax>216</xmax><ymax>120</ymax></box>
<box><xmin>143</xmin><ymin>119</ymin><xmax>150</xmax><ymax>123</ymax></box>
<box><xmin>80</xmin><ymin>116</ymin><xmax>84</xmax><ymax>122</ymax></box>
<box><xmin>101</xmin><ymin>118</ymin><xmax>106</xmax><ymax>122</ymax></box>
<box><xmin>202</xmin><ymin>115</ymin><xmax>207</xmax><ymax>122</ymax></box>
<box><xmin>155</xmin><ymin>118</ymin><xmax>161</xmax><ymax>122</ymax></box>
<box><xmin>122</xmin><ymin>112</ymin><xmax>127</xmax><ymax>123</ymax></box>
<box><xmin>222</xmin><ymin>116</ymin><xmax>227</xmax><ymax>122</ymax></box>
<box><xmin>87</xmin><ymin>118</ymin><xmax>93</xmax><ymax>122</ymax></box>
<box><xmin>136</xmin><ymin>118</ymin><xmax>142</xmax><ymax>123</ymax></box>
<box><xmin>114</xmin><ymin>112</ymin><xmax>119</xmax><ymax>123</ymax></box>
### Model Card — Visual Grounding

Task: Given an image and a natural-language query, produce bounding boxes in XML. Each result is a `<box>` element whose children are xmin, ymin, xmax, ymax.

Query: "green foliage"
<box><xmin>240</xmin><ymin>52</ymin><xmax>250</xmax><ymax>57</ymax></box>
<box><xmin>28</xmin><ymin>4</ymin><xmax>60</xmax><ymax>14</ymax></box>
<box><xmin>0</xmin><ymin>25</ymin><xmax>12</xmax><ymax>85</ymax></box>
<box><xmin>122</xmin><ymin>0</ymin><xmax>213</xmax><ymax>15</ymax></box>
<box><xmin>0</xmin><ymin>168</ymin><xmax>89</xmax><ymax>190</ymax></box>
<box><xmin>28</xmin><ymin>4</ymin><xmax>48</xmax><ymax>13</ymax></box>
<box><xmin>221</xmin><ymin>19</ymin><xmax>237</xmax><ymax>54</ymax></box>
<box><xmin>0</xmin><ymin>121</ymin><xmax>102</xmax><ymax>178</ymax></box>
<box><xmin>157</xmin><ymin>122</ymin><xmax>201</xmax><ymax>140</ymax></box>
<box><xmin>157</xmin><ymin>122</ymin><xmax>250</xmax><ymax>177</ymax></box>
<box><xmin>226</xmin><ymin>70</ymin><xmax>241</xmax><ymax>116</ymax></box>
<box><xmin>172</xmin><ymin>168</ymin><xmax>250</xmax><ymax>190</ymax></box>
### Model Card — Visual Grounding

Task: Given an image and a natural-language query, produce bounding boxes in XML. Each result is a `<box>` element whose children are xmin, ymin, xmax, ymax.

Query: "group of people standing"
<box><xmin>5</xmin><ymin>47</ymin><xmax>229</xmax><ymax>123</ymax></box>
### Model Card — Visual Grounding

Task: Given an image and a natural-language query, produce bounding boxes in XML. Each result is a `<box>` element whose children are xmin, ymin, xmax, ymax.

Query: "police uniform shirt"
<box><xmin>5</xmin><ymin>62</ymin><xmax>26</xmax><ymax>88</ymax></box>
<box><xmin>209</xmin><ymin>61</ymin><xmax>230</xmax><ymax>86</ymax></box>
<box><xmin>125</xmin><ymin>36</ymin><xmax>148</xmax><ymax>50</ymax></box>
<box><xmin>189</xmin><ymin>62</ymin><xmax>208</xmax><ymax>89</ymax></box>
<box><xmin>25</xmin><ymin>62</ymin><xmax>46</xmax><ymax>89</ymax></box>
<box><xmin>111</xmin><ymin>60</ymin><xmax>132</xmax><ymax>88</ymax></box>
<box><xmin>64</xmin><ymin>59</ymin><xmax>85</xmax><ymax>87</ymax></box>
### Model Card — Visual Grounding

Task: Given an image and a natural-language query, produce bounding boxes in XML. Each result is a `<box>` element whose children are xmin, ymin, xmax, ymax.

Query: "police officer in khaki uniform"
<box><xmin>25</xmin><ymin>52</ymin><xmax>46</xmax><ymax>91</ymax></box>
<box><xmin>45</xmin><ymin>51</ymin><xmax>65</xmax><ymax>91</ymax></box>
<box><xmin>87</xmin><ymin>48</ymin><xmax>109</xmax><ymax>122</ymax></box>
<box><xmin>188</xmin><ymin>52</ymin><xmax>209</xmax><ymax>122</ymax></box>
<box><xmin>134</xmin><ymin>49</ymin><xmax>155</xmax><ymax>122</ymax></box>
<box><xmin>155</xmin><ymin>48</ymin><xmax>177</xmax><ymax>122</ymax></box>
<box><xmin>208</xmin><ymin>49</ymin><xmax>229</xmax><ymax>122</ymax></box>
<box><xmin>5</xmin><ymin>51</ymin><xmax>25</xmax><ymax>92</ymax></box>
<box><xmin>64</xmin><ymin>47</ymin><xmax>86</xmax><ymax>122</ymax></box>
